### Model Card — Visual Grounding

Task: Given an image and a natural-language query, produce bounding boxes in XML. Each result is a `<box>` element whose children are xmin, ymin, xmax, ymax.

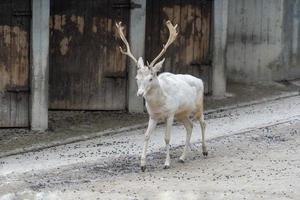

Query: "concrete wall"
<box><xmin>128</xmin><ymin>0</ymin><xmax>146</xmax><ymax>113</ymax></box>
<box><xmin>31</xmin><ymin>0</ymin><xmax>50</xmax><ymax>131</ymax></box>
<box><xmin>212</xmin><ymin>0</ymin><xmax>228</xmax><ymax>97</ymax></box>
<box><xmin>226</xmin><ymin>0</ymin><xmax>300</xmax><ymax>83</ymax></box>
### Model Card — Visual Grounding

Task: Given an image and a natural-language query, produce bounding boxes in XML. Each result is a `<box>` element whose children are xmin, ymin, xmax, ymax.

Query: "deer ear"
<box><xmin>152</xmin><ymin>58</ymin><xmax>165</xmax><ymax>72</ymax></box>
<box><xmin>137</xmin><ymin>57</ymin><xmax>144</xmax><ymax>69</ymax></box>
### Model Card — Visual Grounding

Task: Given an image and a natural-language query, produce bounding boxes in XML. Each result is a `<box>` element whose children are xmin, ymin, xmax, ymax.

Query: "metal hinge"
<box><xmin>6</xmin><ymin>86</ymin><xmax>30</xmax><ymax>93</ymax></box>
<box><xmin>112</xmin><ymin>2</ymin><xmax>141</xmax><ymax>9</ymax></box>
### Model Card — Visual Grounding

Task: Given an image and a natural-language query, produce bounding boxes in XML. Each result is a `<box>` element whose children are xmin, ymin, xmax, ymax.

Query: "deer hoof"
<box><xmin>163</xmin><ymin>165</ymin><xmax>170</xmax><ymax>169</ymax></box>
<box><xmin>141</xmin><ymin>166</ymin><xmax>146</xmax><ymax>172</ymax></box>
<box><xmin>203</xmin><ymin>151</ymin><xmax>208</xmax><ymax>157</ymax></box>
<box><xmin>178</xmin><ymin>158</ymin><xmax>185</xmax><ymax>163</ymax></box>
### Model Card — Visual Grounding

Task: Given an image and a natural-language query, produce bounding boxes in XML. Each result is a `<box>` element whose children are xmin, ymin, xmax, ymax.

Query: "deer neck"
<box><xmin>144</xmin><ymin>82</ymin><xmax>166</xmax><ymax>108</ymax></box>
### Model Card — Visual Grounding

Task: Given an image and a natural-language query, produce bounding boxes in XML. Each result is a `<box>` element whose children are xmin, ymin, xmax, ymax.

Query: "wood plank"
<box><xmin>178</xmin><ymin>0</ymin><xmax>188</xmax><ymax>74</ymax></box>
<box><xmin>200</xmin><ymin>2</ymin><xmax>207</xmax><ymax>63</ymax></box>
<box><xmin>152</xmin><ymin>0</ymin><xmax>162</xmax><ymax>65</ymax></box>
<box><xmin>203</xmin><ymin>0</ymin><xmax>212</xmax><ymax>63</ymax></box>
<box><xmin>193</xmin><ymin>0</ymin><xmax>202</xmax><ymax>63</ymax></box>
<box><xmin>161</xmin><ymin>0</ymin><xmax>174</xmax><ymax>72</ymax></box>
<box><xmin>186</xmin><ymin>2</ymin><xmax>195</xmax><ymax>74</ymax></box>
<box><xmin>172</xmin><ymin>0</ymin><xmax>181</xmax><ymax>72</ymax></box>
<box><xmin>145</xmin><ymin>0</ymin><xmax>153</xmax><ymax>64</ymax></box>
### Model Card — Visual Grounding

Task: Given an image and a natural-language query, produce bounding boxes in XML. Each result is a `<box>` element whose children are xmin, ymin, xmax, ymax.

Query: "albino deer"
<box><xmin>116</xmin><ymin>21</ymin><xmax>207</xmax><ymax>172</ymax></box>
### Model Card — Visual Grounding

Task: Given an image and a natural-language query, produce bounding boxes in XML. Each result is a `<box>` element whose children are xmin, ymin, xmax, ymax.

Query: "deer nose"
<box><xmin>137</xmin><ymin>89</ymin><xmax>144</xmax><ymax>96</ymax></box>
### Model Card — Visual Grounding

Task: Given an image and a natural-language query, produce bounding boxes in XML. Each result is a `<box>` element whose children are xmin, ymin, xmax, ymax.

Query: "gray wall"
<box><xmin>226</xmin><ymin>0</ymin><xmax>300</xmax><ymax>83</ymax></box>
<box><xmin>31</xmin><ymin>0</ymin><xmax>50</xmax><ymax>131</ymax></box>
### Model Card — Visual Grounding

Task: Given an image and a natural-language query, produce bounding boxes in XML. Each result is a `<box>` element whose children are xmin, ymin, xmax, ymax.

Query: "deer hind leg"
<box><xmin>199</xmin><ymin>113</ymin><xmax>208</xmax><ymax>156</ymax></box>
<box><xmin>196</xmin><ymin>98</ymin><xmax>208</xmax><ymax>157</ymax></box>
<box><xmin>179</xmin><ymin>117</ymin><xmax>193</xmax><ymax>163</ymax></box>
<box><xmin>164</xmin><ymin>115</ymin><xmax>174</xmax><ymax>169</ymax></box>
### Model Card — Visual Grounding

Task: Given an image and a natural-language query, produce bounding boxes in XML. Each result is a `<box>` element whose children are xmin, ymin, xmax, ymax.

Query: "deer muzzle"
<box><xmin>137</xmin><ymin>89</ymin><xmax>145</xmax><ymax>97</ymax></box>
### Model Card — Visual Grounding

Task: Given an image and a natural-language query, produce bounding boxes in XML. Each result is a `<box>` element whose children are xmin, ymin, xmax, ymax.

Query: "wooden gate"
<box><xmin>49</xmin><ymin>0</ymin><xmax>130</xmax><ymax>110</ymax></box>
<box><xmin>146</xmin><ymin>0</ymin><xmax>213</xmax><ymax>94</ymax></box>
<box><xmin>0</xmin><ymin>0</ymin><xmax>31</xmax><ymax>127</ymax></box>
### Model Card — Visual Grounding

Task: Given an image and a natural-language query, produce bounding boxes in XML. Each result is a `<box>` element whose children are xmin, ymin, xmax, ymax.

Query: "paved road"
<box><xmin>0</xmin><ymin>96</ymin><xmax>300</xmax><ymax>199</ymax></box>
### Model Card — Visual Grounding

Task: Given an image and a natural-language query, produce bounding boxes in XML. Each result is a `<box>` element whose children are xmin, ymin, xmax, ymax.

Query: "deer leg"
<box><xmin>179</xmin><ymin>117</ymin><xmax>193</xmax><ymax>163</ymax></box>
<box><xmin>141</xmin><ymin>118</ymin><xmax>157</xmax><ymax>172</ymax></box>
<box><xmin>199</xmin><ymin>113</ymin><xmax>208</xmax><ymax>156</ymax></box>
<box><xmin>164</xmin><ymin>115</ymin><xmax>174</xmax><ymax>169</ymax></box>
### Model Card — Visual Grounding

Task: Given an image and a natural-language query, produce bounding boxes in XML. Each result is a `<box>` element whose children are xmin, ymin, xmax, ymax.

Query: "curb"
<box><xmin>0</xmin><ymin>91</ymin><xmax>299</xmax><ymax>159</ymax></box>
<box><xmin>205</xmin><ymin>91</ymin><xmax>300</xmax><ymax>115</ymax></box>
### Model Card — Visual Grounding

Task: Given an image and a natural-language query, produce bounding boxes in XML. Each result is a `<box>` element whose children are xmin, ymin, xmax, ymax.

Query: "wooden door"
<box><xmin>49</xmin><ymin>0</ymin><xmax>130</xmax><ymax>110</ymax></box>
<box><xmin>146</xmin><ymin>0</ymin><xmax>213</xmax><ymax>94</ymax></box>
<box><xmin>0</xmin><ymin>0</ymin><xmax>31</xmax><ymax>127</ymax></box>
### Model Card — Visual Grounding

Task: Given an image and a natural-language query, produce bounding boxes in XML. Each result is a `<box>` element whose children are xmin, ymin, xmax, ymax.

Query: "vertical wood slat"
<box><xmin>180</xmin><ymin>1</ymin><xmax>188</xmax><ymax>73</ymax></box>
<box><xmin>194</xmin><ymin>0</ymin><xmax>202</xmax><ymax>63</ymax></box>
<box><xmin>173</xmin><ymin>0</ymin><xmax>181</xmax><ymax>73</ymax></box>
<box><xmin>186</xmin><ymin>2</ymin><xmax>195</xmax><ymax>74</ymax></box>
<box><xmin>161</xmin><ymin>0</ymin><xmax>173</xmax><ymax>72</ymax></box>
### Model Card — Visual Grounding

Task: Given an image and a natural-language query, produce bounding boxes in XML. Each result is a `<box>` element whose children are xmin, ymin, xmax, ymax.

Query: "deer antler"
<box><xmin>115</xmin><ymin>21</ymin><xmax>137</xmax><ymax>63</ymax></box>
<box><xmin>149</xmin><ymin>20</ymin><xmax>178</xmax><ymax>68</ymax></box>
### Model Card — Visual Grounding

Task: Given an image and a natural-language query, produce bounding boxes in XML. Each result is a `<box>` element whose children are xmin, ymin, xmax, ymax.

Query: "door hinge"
<box><xmin>6</xmin><ymin>86</ymin><xmax>30</xmax><ymax>93</ymax></box>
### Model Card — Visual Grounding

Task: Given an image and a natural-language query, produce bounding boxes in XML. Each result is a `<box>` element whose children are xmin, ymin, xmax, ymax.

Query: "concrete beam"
<box><xmin>212</xmin><ymin>0</ymin><xmax>228</xmax><ymax>98</ymax></box>
<box><xmin>30</xmin><ymin>0</ymin><xmax>50</xmax><ymax>131</ymax></box>
<box><xmin>127</xmin><ymin>0</ymin><xmax>146</xmax><ymax>113</ymax></box>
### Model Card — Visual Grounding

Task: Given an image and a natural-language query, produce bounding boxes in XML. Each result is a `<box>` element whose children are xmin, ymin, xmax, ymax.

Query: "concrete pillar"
<box><xmin>212</xmin><ymin>0</ymin><xmax>228</xmax><ymax>98</ymax></box>
<box><xmin>30</xmin><ymin>0</ymin><xmax>50</xmax><ymax>131</ymax></box>
<box><xmin>127</xmin><ymin>0</ymin><xmax>146</xmax><ymax>113</ymax></box>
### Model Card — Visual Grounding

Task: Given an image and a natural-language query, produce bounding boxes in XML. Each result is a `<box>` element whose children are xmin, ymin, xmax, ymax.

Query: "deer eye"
<box><xmin>149</xmin><ymin>78</ymin><xmax>153</xmax><ymax>82</ymax></box>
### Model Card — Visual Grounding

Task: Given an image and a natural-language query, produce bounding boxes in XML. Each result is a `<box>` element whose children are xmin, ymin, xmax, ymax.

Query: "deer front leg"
<box><xmin>141</xmin><ymin>118</ymin><xmax>157</xmax><ymax>172</ymax></box>
<box><xmin>164</xmin><ymin>115</ymin><xmax>174</xmax><ymax>169</ymax></box>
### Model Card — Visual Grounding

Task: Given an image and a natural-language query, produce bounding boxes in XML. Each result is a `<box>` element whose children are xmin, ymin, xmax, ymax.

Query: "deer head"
<box><xmin>116</xmin><ymin>21</ymin><xmax>178</xmax><ymax>96</ymax></box>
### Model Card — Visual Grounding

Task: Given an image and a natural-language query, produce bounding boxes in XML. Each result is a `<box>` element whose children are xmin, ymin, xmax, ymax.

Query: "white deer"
<box><xmin>116</xmin><ymin>20</ymin><xmax>207</xmax><ymax>172</ymax></box>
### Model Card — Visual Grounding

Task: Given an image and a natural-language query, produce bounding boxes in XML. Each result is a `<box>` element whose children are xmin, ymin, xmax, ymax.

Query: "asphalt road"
<box><xmin>0</xmin><ymin>96</ymin><xmax>300</xmax><ymax>200</ymax></box>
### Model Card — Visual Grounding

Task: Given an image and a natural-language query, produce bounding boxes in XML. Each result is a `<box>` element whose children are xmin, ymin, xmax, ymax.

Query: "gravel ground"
<box><xmin>0</xmin><ymin>81</ymin><xmax>298</xmax><ymax>155</ymax></box>
<box><xmin>0</xmin><ymin>120</ymin><xmax>299</xmax><ymax>200</ymax></box>
<box><xmin>0</xmin><ymin>95</ymin><xmax>300</xmax><ymax>200</ymax></box>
